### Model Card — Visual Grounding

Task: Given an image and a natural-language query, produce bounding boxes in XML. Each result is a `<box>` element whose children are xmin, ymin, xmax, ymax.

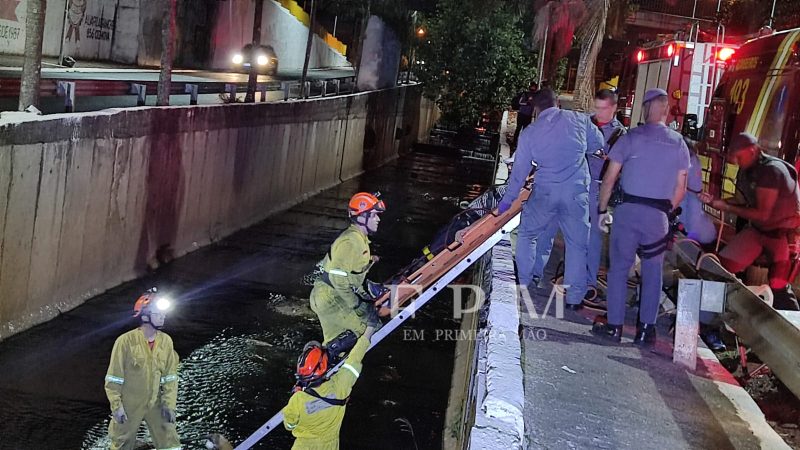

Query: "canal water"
<box><xmin>0</xmin><ymin>151</ymin><xmax>495</xmax><ymax>449</ymax></box>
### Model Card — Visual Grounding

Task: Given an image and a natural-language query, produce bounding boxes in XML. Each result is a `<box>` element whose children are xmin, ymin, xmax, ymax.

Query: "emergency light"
<box><xmin>717</xmin><ymin>47</ymin><xmax>735</xmax><ymax>61</ymax></box>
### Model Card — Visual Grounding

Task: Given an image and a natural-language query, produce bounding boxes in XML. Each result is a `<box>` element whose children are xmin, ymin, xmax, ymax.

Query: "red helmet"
<box><xmin>348</xmin><ymin>192</ymin><xmax>386</xmax><ymax>217</ymax></box>
<box><xmin>132</xmin><ymin>288</ymin><xmax>172</xmax><ymax>317</ymax></box>
<box><xmin>295</xmin><ymin>341</ymin><xmax>329</xmax><ymax>386</ymax></box>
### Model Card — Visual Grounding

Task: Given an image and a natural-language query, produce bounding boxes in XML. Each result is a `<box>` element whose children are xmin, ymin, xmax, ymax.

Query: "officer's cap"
<box><xmin>503</xmin><ymin>156</ymin><xmax>514</xmax><ymax>165</ymax></box>
<box><xmin>642</xmin><ymin>88</ymin><xmax>668</xmax><ymax>103</ymax></box>
<box><xmin>729</xmin><ymin>132</ymin><xmax>759</xmax><ymax>153</ymax></box>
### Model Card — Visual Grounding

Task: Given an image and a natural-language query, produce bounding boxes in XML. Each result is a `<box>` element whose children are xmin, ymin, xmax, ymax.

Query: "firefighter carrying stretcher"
<box><xmin>700</xmin><ymin>132</ymin><xmax>800</xmax><ymax>310</ymax></box>
<box><xmin>311</xmin><ymin>192</ymin><xmax>386</xmax><ymax>344</ymax></box>
<box><xmin>282</xmin><ymin>325</ymin><xmax>375</xmax><ymax>449</ymax></box>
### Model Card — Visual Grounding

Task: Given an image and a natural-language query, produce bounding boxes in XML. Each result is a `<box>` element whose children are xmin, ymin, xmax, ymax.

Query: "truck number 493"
<box><xmin>730</xmin><ymin>78</ymin><xmax>750</xmax><ymax>115</ymax></box>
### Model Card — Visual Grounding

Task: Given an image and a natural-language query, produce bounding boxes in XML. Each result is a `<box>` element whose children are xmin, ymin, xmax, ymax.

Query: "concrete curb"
<box><xmin>468</xmin><ymin>237</ymin><xmax>525</xmax><ymax>450</ymax></box>
<box><xmin>696</xmin><ymin>347</ymin><xmax>792</xmax><ymax>450</ymax></box>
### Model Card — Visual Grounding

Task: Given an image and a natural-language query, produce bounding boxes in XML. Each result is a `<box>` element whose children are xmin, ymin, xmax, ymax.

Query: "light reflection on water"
<box><xmin>81</xmin><ymin>325</ymin><xmax>305</xmax><ymax>450</ymax></box>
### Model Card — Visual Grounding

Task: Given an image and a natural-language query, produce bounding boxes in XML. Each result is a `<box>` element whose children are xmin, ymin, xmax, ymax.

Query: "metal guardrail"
<box><xmin>0</xmin><ymin>75</ymin><xmax>357</xmax><ymax>112</ymax></box>
<box><xmin>672</xmin><ymin>239</ymin><xmax>800</xmax><ymax>398</ymax></box>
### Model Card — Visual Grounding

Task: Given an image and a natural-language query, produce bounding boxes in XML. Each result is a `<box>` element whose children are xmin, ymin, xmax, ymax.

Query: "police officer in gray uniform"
<box><xmin>585</xmin><ymin>89</ymin><xmax>626</xmax><ymax>303</ymax></box>
<box><xmin>499</xmin><ymin>88</ymin><xmax>604</xmax><ymax>309</ymax></box>
<box><xmin>593</xmin><ymin>88</ymin><xmax>689</xmax><ymax>344</ymax></box>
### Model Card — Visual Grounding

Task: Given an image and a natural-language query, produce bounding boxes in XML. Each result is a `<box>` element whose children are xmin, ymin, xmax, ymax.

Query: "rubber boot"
<box><xmin>633</xmin><ymin>322</ymin><xmax>656</xmax><ymax>347</ymax></box>
<box><xmin>772</xmin><ymin>285</ymin><xmax>800</xmax><ymax>311</ymax></box>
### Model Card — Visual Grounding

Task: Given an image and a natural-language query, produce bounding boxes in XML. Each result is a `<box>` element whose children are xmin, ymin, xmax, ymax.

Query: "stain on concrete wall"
<box><xmin>0</xmin><ymin>85</ymin><xmax>432</xmax><ymax>341</ymax></box>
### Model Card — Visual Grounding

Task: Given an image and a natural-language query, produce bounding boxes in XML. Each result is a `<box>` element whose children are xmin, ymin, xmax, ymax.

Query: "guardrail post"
<box><xmin>303</xmin><ymin>81</ymin><xmax>311</xmax><ymax>99</ymax></box>
<box><xmin>334</xmin><ymin>79</ymin><xmax>340</xmax><ymax>96</ymax></box>
<box><xmin>674</xmin><ymin>279</ymin><xmax>727</xmax><ymax>371</ymax></box>
<box><xmin>674</xmin><ymin>279</ymin><xmax>702</xmax><ymax>371</ymax></box>
<box><xmin>184</xmin><ymin>84</ymin><xmax>199</xmax><ymax>105</ymax></box>
<box><xmin>282</xmin><ymin>81</ymin><xmax>290</xmax><ymax>101</ymax></box>
<box><xmin>225</xmin><ymin>84</ymin><xmax>237</xmax><ymax>102</ymax></box>
<box><xmin>131</xmin><ymin>83</ymin><xmax>147</xmax><ymax>106</ymax></box>
<box><xmin>321</xmin><ymin>80</ymin><xmax>328</xmax><ymax>97</ymax></box>
<box><xmin>258</xmin><ymin>83</ymin><xmax>267</xmax><ymax>102</ymax></box>
<box><xmin>56</xmin><ymin>81</ymin><xmax>76</xmax><ymax>113</ymax></box>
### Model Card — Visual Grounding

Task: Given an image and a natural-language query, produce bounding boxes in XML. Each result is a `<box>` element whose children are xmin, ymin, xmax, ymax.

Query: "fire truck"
<box><xmin>698</xmin><ymin>28</ymin><xmax>800</xmax><ymax>228</ymax></box>
<box><xmin>627</xmin><ymin>38</ymin><xmax>738</xmax><ymax>133</ymax></box>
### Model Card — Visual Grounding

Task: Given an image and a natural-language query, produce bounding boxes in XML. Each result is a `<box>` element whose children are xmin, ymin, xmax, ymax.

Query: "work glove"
<box><xmin>598</xmin><ymin>211</ymin><xmax>613</xmax><ymax>234</ymax></box>
<box><xmin>497</xmin><ymin>199</ymin><xmax>513</xmax><ymax>215</ymax></box>
<box><xmin>112</xmin><ymin>406</ymin><xmax>127</xmax><ymax>424</ymax></box>
<box><xmin>161</xmin><ymin>405</ymin><xmax>176</xmax><ymax>423</ymax></box>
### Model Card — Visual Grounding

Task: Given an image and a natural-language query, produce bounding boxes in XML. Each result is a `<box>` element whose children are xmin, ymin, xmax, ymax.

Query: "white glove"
<box><xmin>112</xmin><ymin>406</ymin><xmax>128</xmax><ymax>424</ymax></box>
<box><xmin>598</xmin><ymin>212</ymin><xmax>613</xmax><ymax>234</ymax></box>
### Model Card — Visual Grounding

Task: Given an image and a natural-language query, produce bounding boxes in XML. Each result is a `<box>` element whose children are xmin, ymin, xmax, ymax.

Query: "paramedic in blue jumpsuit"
<box><xmin>498</xmin><ymin>88</ymin><xmax>604</xmax><ymax>309</ymax></box>
<box><xmin>593</xmin><ymin>88</ymin><xmax>689</xmax><ymax>344</ymax></box>
<box><xmin>529</xmin><ymin>89</ymin><xmax>626</xmax><ymax>298</ymax></box>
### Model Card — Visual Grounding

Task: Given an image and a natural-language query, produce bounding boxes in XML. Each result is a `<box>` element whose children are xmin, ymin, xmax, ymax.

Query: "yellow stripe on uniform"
<box><xmin>746</xmin><ymin>30</ymin><xmax>800</xmax><ymax>135</ymax></box>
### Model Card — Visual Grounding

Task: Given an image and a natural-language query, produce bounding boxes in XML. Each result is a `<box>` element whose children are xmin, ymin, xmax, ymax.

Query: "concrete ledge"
<box><xmin>469</xmin><ymin>237</ymin><xmax>524</xmax><ymax>450</ymax></box>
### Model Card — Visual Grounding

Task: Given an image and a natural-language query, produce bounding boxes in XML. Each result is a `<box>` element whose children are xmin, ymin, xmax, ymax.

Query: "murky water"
<box><xmin>0</xmin><ymin>152</ymin><xmax>494</xmax><ymax>450</ymax></box>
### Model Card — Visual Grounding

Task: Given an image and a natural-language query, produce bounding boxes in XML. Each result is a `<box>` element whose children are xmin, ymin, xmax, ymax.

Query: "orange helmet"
<box><xmin>132</xmin><ymin>288</ymin><xmax>172</xmax><ymax>317</ymax></box>
<box><xmin>295</xmin><ymin>341</ymin><xmax>329</xmax><ymax>387</ymax></box>
<box><xmin>348</xmin><ymin>192</ymin><xmax>386</xmax><ymax>217</ymax></box>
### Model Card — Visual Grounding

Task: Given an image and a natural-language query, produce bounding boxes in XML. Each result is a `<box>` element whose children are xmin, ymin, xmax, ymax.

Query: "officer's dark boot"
<box><xmin>591</xmin><ymin>316</ymin><xmax>622</xmax><ymax>343</ymax></box>
<box><xmin>633</xmin><ymin>322</ymin><xmax>656</xmax><ymax>347</ymax></box>
<box><xmin>772</xmin><ymin>285</ymin><xmax>800</xmax><ymax>311</ymax></box>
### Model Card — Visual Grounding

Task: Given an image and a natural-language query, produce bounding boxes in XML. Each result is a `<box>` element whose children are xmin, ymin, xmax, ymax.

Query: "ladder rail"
<box><xmin>233</xmin><ymin>210</ymin><xmax>522</xmax><ymax>449</ymax></box>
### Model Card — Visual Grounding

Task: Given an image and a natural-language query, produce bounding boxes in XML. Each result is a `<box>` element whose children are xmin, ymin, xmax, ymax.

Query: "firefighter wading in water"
<box><xmin>104</xmin><ymin>289</ymin><xmax>181</xmax><ymax>450</ymax></box>
<box><xmin>311</xmin><ymin>192</ymin><xmax>385</xmax><ymax>344</ymax></box>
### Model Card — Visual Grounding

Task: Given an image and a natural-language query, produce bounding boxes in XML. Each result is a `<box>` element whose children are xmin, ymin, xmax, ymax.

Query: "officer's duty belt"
<box><xmin>621</xmin><ymin>192</ymin><xmax>672</xmax><ymax>214</ymax></box>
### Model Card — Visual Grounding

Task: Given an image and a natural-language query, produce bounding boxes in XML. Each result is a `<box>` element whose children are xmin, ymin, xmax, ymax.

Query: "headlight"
<box><xmin>232</xmin><ymin>54</ymin><xmax>244</xmax><ymax>64</ymax></box>
<box><xmin>257</xmin><ymin>55</ymin><xmax>269</xmax><ymax>66</ymax></box>
<box><xmin>156</xmin><ymin>297</ymin><xmax>172</xmax><ymax>311</ymax></box>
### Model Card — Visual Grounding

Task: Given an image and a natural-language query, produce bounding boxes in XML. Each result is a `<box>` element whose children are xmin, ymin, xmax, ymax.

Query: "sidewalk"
<box><xmin>480</xmin><ymin>113</ymin><xmax>791</xmax><ymax>449</ymax></box>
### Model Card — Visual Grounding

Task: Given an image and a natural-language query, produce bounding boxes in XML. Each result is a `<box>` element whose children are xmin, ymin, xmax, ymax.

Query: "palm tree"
<box><xmin>532</xmin><ymin>0</ymin><xmax>628</xmax><ymax>111</ymax></box>
<box><xmin>572</xmin><ymin>0</ymin><xmax>609</xmax><ymax>111</ymax></box>
<box><xmin>531</xmin><ymin>0</ymin><xmax>587</xmax><ymax>88</ymax></box>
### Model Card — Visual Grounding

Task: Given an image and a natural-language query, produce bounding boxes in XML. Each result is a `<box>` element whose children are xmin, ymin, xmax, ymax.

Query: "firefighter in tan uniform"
<box><xmin>104</xmin><ymin>288</ymin><xmax>181</xmax><ymax>450</ymax></box>
<box><xmin>283</xmin><ymin>326</ymin><xmax>375</xmax><ymax>449</ymax></box>
<box><xmin>311</xmin><ymin>192</ymin><xmax>386</xmax><ymax>344</ymax></box>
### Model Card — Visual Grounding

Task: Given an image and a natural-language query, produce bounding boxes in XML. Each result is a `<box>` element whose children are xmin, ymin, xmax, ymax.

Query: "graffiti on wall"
<box><xmin>0</xmin><ymin>0</ymin><xmax>23</xmax><ymax>53</ymax></box>
<box><xmin>63</xmin><ymin>0</ymin><xmax>118</xmax><ymax>60</ymax></box>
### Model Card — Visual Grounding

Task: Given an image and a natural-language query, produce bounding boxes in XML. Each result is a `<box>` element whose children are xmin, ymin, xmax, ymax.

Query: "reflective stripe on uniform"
<box><xmin>328</xmin><ymin>269</ymin><xmax>348</xmax><ymax>276</ymax></box>
<box><xmin>160</xmin><ymin>374</ymin><xmax>178</xmax><ymax>384</ymax></box>
<box><xmin>158</xmin><ymin>447</ymin><xmax>181</xmax><ymax>450</ymax></box>
<box><xmin>341</xmin><ymin>363</ymin><xmax>360</xmax><ymax>378</ymax></box>
<box><xmin>105</xmin><ymin>375</ymin><xmax>125</xmax><ymax>385</ymax></box>
<box><xmin>285</xmin><ymin>422</ymin><xmax>297</xmax><ymax>430</ymax></box>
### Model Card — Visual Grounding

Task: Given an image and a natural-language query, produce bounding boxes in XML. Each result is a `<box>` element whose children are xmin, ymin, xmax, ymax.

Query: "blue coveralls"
<box><xmin>531</xmin><ymin>116</ymin><xmax>624</xmax><ymax>288</ymax></box>
<box><xmin>502</xmin><ymin>107</ymin><xmax>604</xmax><ymax>305</ymax></box>
<box><xmin>679</xmin><ymin>152</ymin><xmax>716</xmax><ymax>244</ymax></box>
<box><xmin>606</xmin><ymin>123</ymin><xmax>690</xmax><ymax>326</ymax></box>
